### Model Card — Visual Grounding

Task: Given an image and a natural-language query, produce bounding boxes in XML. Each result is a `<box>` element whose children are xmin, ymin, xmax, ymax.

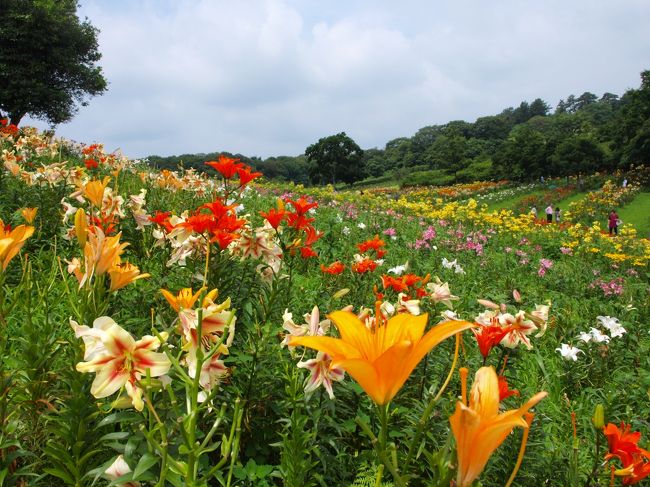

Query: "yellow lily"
<box><xmin>289</xmin><ymin>310</ymin><xmax>475</xmax><ymax>405</ymax></box>
<box><xmin>449</xmin><ymin>366</ymin><xmax>547</xmax><ymax>487</ymax></box>
<box><xmin>74</xmin><ymin>208</ymin><xmax>88</xmax><ymax>247</ymax></box>
<box><xmin>0</xmin><ymin>220</ymin><xmax>34</xmax><ymax>271</ymax></box>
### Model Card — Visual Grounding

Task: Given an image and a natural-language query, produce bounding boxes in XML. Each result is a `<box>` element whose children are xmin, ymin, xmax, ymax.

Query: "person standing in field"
<box><xmin>531</xmin><ymin>206</ymin><xmax>538</xmax><ymax>220</ymax></box>
<box><xmin>608</xmin><ymin>210</ymin><xmax>619</xmax><ymax>235</ymax></box>
<box><xmin>545</xmin><ymin>204</ymin><xmax>553</xmax><ymax>223</ymax></box>
<box><xmin>555</xmin><ymin>207</ymin><xmax>561</xmax><ymax>223</ymax></box>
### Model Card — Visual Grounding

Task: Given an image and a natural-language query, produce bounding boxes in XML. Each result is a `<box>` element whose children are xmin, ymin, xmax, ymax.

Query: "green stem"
<box><xmin>356</xmin><ymin>415</ymin><xmax>406</xmax><ymax>487</ymax></box>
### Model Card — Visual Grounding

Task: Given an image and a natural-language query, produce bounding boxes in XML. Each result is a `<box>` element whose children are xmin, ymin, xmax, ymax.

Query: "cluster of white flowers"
<box><xmin>556</xmin><ymin>316</ymin><xmax>626</xmax><ymax>361</ymax></box>
<box><xmin>442</xmin><ymin>257</ymin><xmax>465</xmax><ymax>274</ymax></box>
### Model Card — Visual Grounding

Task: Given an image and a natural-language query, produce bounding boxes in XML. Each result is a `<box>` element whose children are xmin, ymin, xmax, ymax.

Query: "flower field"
<box><xmin>1</xmin><ymin>122</ymin><xmax>649</xmax><ymax>486</ymax></box>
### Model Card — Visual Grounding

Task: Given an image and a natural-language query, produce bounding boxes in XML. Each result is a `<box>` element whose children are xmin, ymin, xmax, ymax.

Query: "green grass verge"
<box><xmin>618</xmin><ymin>191</ymin><xmax>650</xmax><ymax>238</ymax></box>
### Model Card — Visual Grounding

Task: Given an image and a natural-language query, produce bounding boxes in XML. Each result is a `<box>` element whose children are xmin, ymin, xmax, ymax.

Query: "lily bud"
<box><xmin>592</xmin><ymin>404</ymin><xmax>605</xmax><ymax>429</ymax></box>
<box><xmin>74</xmin><ymin>208</ymin><xmax>88</xmax><ymax>247</ymax></box>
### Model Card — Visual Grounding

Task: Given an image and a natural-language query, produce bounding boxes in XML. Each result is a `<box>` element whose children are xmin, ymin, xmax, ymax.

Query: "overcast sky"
<box><xmin>25</xmin><ymin>0</ymin><xmax>650</xmax><ymax>159</ymax></box>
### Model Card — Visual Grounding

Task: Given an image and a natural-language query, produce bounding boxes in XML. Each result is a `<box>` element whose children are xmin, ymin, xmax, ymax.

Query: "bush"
<box><xmin>400</xmin><ymin>169</ymin><xmax>455</xmax><ymax>188</ymax></box>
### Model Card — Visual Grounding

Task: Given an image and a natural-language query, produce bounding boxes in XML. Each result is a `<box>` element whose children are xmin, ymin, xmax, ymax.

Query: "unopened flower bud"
<box><xmin>592</xmin><ymin>404</ymin><xmax>605</xmax><ymax>429</ymax></box>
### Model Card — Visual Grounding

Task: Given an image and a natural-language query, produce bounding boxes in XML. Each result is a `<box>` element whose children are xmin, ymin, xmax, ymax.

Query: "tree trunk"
<box><xmin>9</xmin><ymin>112</ymin><xmax>25</xmax><ymax>126</ymax></box>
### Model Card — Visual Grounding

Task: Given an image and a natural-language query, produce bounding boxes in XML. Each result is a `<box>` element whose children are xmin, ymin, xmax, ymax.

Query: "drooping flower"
<box><xmin>297</xmin><ymin>352</ymin><xmax>345</xmax><ymax>399</ymax></box>
<box><xmin>289</xmin><ymin>310</ymin><xmax>474</xmax><ymax>405</ymax></box>
<box><xmin>74</xmin><ymin>316</ymin><xmax>171</xmax><ymax>411</ymax></box>
<box><xmin>449</xmin><ymin>366</ymin><xmax>547</xmax><ymax>487</ymax></box>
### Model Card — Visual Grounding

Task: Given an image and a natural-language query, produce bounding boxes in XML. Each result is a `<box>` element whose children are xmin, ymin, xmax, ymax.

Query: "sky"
<box><xmin>25</xmin><ymin>0</ymin><xmax>650</xmax><ymax>159</ymax></box>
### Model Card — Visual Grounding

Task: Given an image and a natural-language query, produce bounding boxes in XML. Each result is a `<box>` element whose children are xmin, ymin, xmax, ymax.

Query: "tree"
<box><xmin>305</xmin><ymin>132</ymin><xmax>364</xmax><ymax>185</ymax></box>
<box><xmin>0</xmin><ymin>0</ymin><xmax>107</xmax><ymax>125</ymax></box>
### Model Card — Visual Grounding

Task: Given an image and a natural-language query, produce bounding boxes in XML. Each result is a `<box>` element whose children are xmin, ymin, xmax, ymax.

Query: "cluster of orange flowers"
<box><xmin>260</xmin><ymin>196</ymin><xmax>323</xmax><ymax>258</ymax></box>
<box><xmin>604</xmin><ymin>422</ymin><xmax>650</xmax><ymax>485</ymax></box>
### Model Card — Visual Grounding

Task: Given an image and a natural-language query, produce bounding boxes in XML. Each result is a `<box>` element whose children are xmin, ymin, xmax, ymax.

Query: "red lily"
<box><xmin>321</xmin><ymin>261</ymin><xmax>345</xmax><ymax>275</ymax></box>
<box><xmin>260</xmin><ymin>207</ymin><xmax>286</xmax><ymax>229</ymax></box>
<box><xmin>205</xmin><ymin>155</ymin><xmax>244</xmax><ymax>179</ymax></box>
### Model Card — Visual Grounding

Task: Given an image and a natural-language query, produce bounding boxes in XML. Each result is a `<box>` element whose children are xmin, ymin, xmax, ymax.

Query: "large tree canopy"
<box><xmin>0</xmin><ymin>0</ymin><xmax>107</xmax><ymax>125</ymax></box>
<box><xmin>306</xmin><ymin>132</ymin><xmax>364</xmax><ymax>185</ymax></box>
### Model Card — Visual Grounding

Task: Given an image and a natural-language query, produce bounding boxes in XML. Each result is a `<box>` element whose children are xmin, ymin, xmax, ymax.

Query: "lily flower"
<box><xmin>450</xmin><ymin>366</ymin><xmax>547</xmax><ymax>487</ymax></box>
<box><xmin>104</xmin><ymin>455</ymin><xmax>141</xmax><ymax>487</ymax></box>
<box><xmin>556</xmin><ymin>343</ymin><xmax>583</xmax><ymax>361</ymax></box>
<box><xmin>297</xmin><ymin>352</ymin><xmax>345</xmax><ymax>399</ymax></box>
<box><xmin>604</xmin><ymin>422</ymin><xmax>650</xmax><ymax>485</ymax></box>
<box><xmin>19</xmin><ymin>207</ymin><xmax>37</xmax><ymax>224</ymax></box>
<box><xmin>426</xmin><ymin>278</ymin><xmax>459</xmax><ymax>309</ymax></box>
<box><xmin>0</xmin><ymin>219</ymin><xmax>34</xmax><ymax>271</ymax></box>
<box><xmin>108</xmin><ymin>263</ymin><xmax>150</xmax><ymax>292</ymax></box>
<box><xmin>74</xmin><ymin>316</ymin><xmax>171</xmax><ymax>411</ymax></box>
<box><xmin>84</xmin><ymin>177</ymin><xmax>111</xmax><ymax>207</ymax></box>
<box><xmin>289</xmin><ymin>310</ymin><xmax>474</xmax><ymax>405</ymax></box>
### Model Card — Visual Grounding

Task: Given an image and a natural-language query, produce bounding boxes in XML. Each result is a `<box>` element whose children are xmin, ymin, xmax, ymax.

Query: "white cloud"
<box><xmin>23</xmin><ymin>0</ymin><xmax>650</xmax><ymax>158</ymax></box>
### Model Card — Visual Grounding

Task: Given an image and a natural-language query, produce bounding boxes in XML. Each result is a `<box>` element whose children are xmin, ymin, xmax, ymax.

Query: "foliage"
<box><xmin>0</xmin><ymin>0</ymin><xmax>107</xmax><ymax>125</ymax></box>
<box><xmin>0</xmin><ymin>123</ymin><xmax>649</xmax><ymax>486</ymax></box>
<box><xmin>305</xmin><ymin>132</ymin><xmax>364</xmax><ymax>185</ymax></box>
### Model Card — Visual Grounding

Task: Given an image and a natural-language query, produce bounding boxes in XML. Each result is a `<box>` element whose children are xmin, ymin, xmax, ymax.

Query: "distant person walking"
<box><xmin>622</xmin><ymin>178</ymin><xmax>628</xmax><ymax>188</ymax></box>
<box><xmin>545</xmin><ymin>204</ymin><xmax>553</xmax><ymax>223</ymax></box>
<box><xmin>608</xmin><ymin>210</ymin><xmax>619</xmax><ymax>235</ymax></box>
<box><xmin>555</xmin><ymin>207</ymin><xmax>561</xmax><ymax>223</ymax></box>
<box><xmin>531</xmin><ymin>206</ymin><xmax>538</xmax><ymax>219</ymax></box>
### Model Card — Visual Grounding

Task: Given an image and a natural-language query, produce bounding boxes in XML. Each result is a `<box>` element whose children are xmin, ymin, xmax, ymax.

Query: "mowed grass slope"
<box><xmin>618</xmin><ymin>191</ymin><xmax>650</xmax><ymax>238</ymax></box>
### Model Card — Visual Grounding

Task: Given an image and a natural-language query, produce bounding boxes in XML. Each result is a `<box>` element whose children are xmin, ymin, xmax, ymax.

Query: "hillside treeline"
<box><xmin>147</xmin><ymin>70</ymin><xmax>650</xmax><ymax>186</ymax></box>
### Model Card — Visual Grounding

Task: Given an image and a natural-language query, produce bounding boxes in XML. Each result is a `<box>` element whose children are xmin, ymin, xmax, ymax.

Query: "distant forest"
<box><xmin>146</xmin><ymin>70</ymin><xmax>650</xmax><ymax>187</ymax></box>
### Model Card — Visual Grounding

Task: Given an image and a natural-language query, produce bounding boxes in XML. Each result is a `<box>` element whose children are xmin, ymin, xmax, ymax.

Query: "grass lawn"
<box><xmin>485</xmin><ymin>189</ymin><xmax>587</xmax><ymax>214</ymax></box>
<box><xmin>485</xmin><ymin>190</ymin><xmax>545</xmax><ymax>212</ymax></box>
<box><xmin>618</xmin><ymin>191</ymin><xmax>650</xmax><ymax>238</ymax></box>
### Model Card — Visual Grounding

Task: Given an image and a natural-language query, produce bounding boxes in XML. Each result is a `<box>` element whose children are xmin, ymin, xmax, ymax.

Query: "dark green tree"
<box><xmin>550</xmin><ymin>136</ymin><xmax>604</xmax><ymax>177</ymax></box>
<box><xmin>0</xmin><ymin>0</ymin><xmax>107</xmax><ymax>125</ymax></box>
<box><xmin>305</xmin><ymin>132</ymin><xmax>364</xmax><ymax>185</ymax></box>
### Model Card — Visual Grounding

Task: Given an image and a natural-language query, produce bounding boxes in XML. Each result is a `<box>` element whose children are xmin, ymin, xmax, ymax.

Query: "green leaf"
<box><xmin>132</xmin><ymin>452</ymin><xmax>158</xmax><ymax>479</ymax></box>
<box><xmin>100</xmin><ymin>431</ymin><xmax>130</xmax><ymax>442</ymax></box>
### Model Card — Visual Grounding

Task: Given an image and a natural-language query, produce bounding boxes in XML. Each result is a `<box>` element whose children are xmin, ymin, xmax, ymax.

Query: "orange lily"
<box><xmin>19</xmin><ymin>207</ymin><xmax>38</xmax><ymax>224</ymax></box>
<box><xmin>289</xmin><ymin>310</ymin><xmax>475</xmax><ymax>405</ymax></box>
<box><xmin>108</xmin><ymin>263</ymin><xmax>150</xmax><ymax>292</ymax></box>
<box><xmin>0</xmin><ymin>219</ymin><xmax>34</xmax><ymax>271</ymax></box>
<box><xmin>450</xmin><ymin>366</ymin><xmax>547</xmax><ymax>487</ymax></box>
<box><xmin>160</xmin><ymin>287</ymin><xmax>218</xmax><ymax>313</ymax></box>
<box><xmin>84</xmin><ymin>177</ymin><xmax>111</xmax><ymax>207</ymax></box>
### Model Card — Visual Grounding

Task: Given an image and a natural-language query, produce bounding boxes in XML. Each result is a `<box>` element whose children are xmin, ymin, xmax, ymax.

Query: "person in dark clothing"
<box><xmin>608</xmin><ymin>210</ymin><xmax>619</xmax><ymax>235</ymax></box>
